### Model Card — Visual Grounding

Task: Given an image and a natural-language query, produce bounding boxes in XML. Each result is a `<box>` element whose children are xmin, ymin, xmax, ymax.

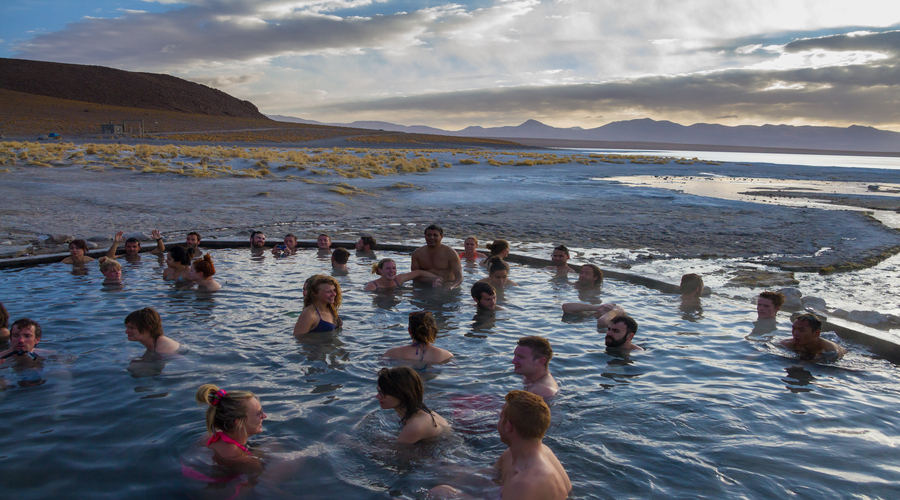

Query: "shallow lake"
<box><xmin>1</xmin><ymin>249</ymin><xmax>898</xmax><ymax>499</ymax></box>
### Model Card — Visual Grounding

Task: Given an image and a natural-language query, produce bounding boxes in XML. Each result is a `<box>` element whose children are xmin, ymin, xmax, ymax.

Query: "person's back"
<box><xmin>495</xmin><ymin>444</ymin><xmax>570</xmax><ymax>500</ymax></box>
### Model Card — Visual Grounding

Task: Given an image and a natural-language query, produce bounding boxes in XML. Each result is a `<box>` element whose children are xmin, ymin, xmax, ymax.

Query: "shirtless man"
<box><xmin>780</xmin><ymin>313</ymin><xmax>846</xmax><ymax>361</ymax></box>
<box><xmin>331</xmin><ymin>247</ymin><xmax>350</xmax><ymax>274</ymax></box>
<box><xmin>605</xmin><ymin>315</ymin><xmax>643</xmax><ymax>351</ymax></box>
<box><xmin>430</xmin><ymin>390</ymin><xmax>571</xmax><ymax>500</ymax></box>
<box><xmin>512</xmin><ymin>336</ymin><xmax>559</xmax><ymax>399</ymax></box>
<box><xmin>545</xmin><ymin>245</ymin><xmax>576</xmax><ymax>276</ymax></box>
<box><xmin>411</xmin><ymin>224</ymin><xmax>462</xmax><ymax>288</ymax></box>
<box><xmin>1</xmin><ymin>318</ymin><xmax>45</xmax><ymax>364</ymax></box>
<box><xmin>272</xmin><ymin>233</ymin><xmax>298</xmax><ymax>256</ymax></box>
<box><xmin>680</xmin><ymin>273</ymin><xmax>704</xmax><ymax>308</ymax></box>
<box><xmin>472</xmin><ymin>282</ymin><xmax>502</xmax><ymax>312</ymax></box>
<box><xmin>106</xmin><ymin>230</ymin><xmax>164</xmax><ymax>261</ymax></box>
<box><xmin>250</xmin><ymin>231</ymin><xmax>267</xmax><ymax>249</ymax></box>
<box><xmin>757</xmin><ymin>291</ymin><xmax>785</xmax><ymax>320</ymax></box>
<box><xmin>561</xmin><ymin>301</ymin><xmax>625</xmax><ymax>328</ymax></box>
<box><xmin>356</xmin><ymin>235</ymin><xmax>377</xmax><ymax>257</ymax></box>
<box><xmin>317</xmin><ymin>233</ymin><xmax>332</xmax><ymax>257</ymax></box>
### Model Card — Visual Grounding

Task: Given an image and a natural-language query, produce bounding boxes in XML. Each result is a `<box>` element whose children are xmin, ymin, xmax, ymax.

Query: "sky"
<box><xmin>2</xmin><ymin>1</ymin><xmax>900</xmax><ymax>131</ymax></box>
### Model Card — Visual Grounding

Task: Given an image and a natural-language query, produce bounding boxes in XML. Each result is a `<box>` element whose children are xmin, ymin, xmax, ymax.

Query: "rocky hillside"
<box><xmin>0</xmin><ymin>58</ymin><xmax>267</xmax><ymax>119</ymax></box>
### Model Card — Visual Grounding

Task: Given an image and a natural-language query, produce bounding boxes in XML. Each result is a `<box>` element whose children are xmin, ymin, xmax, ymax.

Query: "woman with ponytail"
<box><xmin>363</xmin><ymin>258</ymin><xmax>442</xmax><ymax>291</ymax></box>
<box><xmin>384</xmin><ymin>311</ymin><xmax>454</xmax><ymax>365</ymax></box>
<box><xmin>480</xmin><ymin>239</ymin><xmax>510</xmax><ymax>267</ymax></box>
<box><xmin>189</xmin><ymin>254</ymin><xmax>221</xmax><ymax>291</ymax></box>
<box><xmin>195</xmin><ymin>384</ymin><xmax>266</xmax><ymax>471</ymax></box>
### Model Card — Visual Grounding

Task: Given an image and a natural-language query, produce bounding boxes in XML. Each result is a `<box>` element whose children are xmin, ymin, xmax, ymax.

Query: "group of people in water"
<box><xmin>0</xmin><ymin>223</ymin><xmax>844</xmax><ymax>499</ymax></box>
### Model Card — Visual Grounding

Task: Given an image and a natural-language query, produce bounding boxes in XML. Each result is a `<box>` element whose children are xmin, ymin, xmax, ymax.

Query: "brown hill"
<box><xmin>0</xmin><ymin>58</ymin><xmax>266</xmax><ymax>119</ymax></box>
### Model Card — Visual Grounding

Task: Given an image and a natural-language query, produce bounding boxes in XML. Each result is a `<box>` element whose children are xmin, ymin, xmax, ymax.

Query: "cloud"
<box><xmin>188</xmin><ymin>72</ymin><xmax>264</xmax><ymax>87</ymax></box>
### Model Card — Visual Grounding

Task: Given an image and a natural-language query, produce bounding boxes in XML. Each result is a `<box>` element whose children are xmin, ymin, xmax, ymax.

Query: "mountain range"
<box><xmin>268</xmin><ymin>115</ymin><xmax>900</xmax><ymax>153</ymax></box>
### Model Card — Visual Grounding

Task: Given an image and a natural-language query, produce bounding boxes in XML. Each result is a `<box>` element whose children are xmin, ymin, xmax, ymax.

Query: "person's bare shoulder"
<box><xmin>530</xmin><ymin>383</ymin><xmax>558</xmax><ymax>399</ymax></box>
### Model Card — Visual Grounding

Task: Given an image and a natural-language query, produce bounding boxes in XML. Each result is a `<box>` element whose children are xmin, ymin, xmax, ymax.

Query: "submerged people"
<box><xmin>356</xmin><ymin>234</ymin><xmax>377</xmax><ymax>254</ymax></box>
<box><xmin>545</xmin><ymin>245</ymin><xmax>575</xmax><ymax>276</ymax></box>
<box><xmin>680</xmin><ymin>273</ymin><xmax>704</xmax><ymax>307</ymax></box>
<box><xmin>332</xmin><ymin>247</ymin><xmax>350</xmax><ymax>274</ymax></box>
<box><xmin>250</xmin><ymin>231</ymin><xmax>267</xmax><ymax>250</ymax></box>
<box><xmin>482</xmin><ymin>239</ymin><xmax>510</xmax><ymax>266</ymax></box>
<box><xmin>757</xmin><ymin>291</ymin><xmax>785</xmax><ymax>320</ymax></box>
<box><xmin>478</xmin><ymin>257</ymin><xmax>519</xmax><ymax>288</ymax></box>
<box><xmin>364</xmin><ymin>258</ymin><xmax>442</xmax><ymax>291</ymax></box>
<box><xmin>0</xmin><ymin>302</ymin><xmax>11</xmax><ymax>342</ymax></box>
<box><xmin>376</xmin><ymin>366</ymin><xmax>450</xmax><ymax>444</ymax></box>
<box><xmin>780</xmin><ymin>313</ymin><xmax>846</xmax><ymax>361</ymax></box>
<box><xmin>163</xmin><ymin>246</ymin><xmax>192</xmax><ymax>281</ymax></box>
<box><xmin>125</xmin><ymin>307</ymin><xmax>181</xmax><ymax>355</ymax></box>
<box><xmin>605</xmin><ymin>315</ymin><xmax>643</xmax><ymax>351</ymax></box>
<box><xmin>384</xmin><ymin>311</ymin><xmax>454</xmax><ymax>365</ymax></box>
<box><xmin>195</xmin><ymin>384</ymin><xmax>266</xmax><ymax>472</ymax></box>
<box><xmin>294</xmin><ymin>275</ymin><xmax>342</xmax><ymax>335</ymax></box>
<box><xmin>411</xmin><ymin>224</ymin><xmax>463</xmax><ymax>288</ymax></box>
<box><xmin>272</xmin><ymin>233</ymin><xmax>298</xmax><ymax>257</ymax></box>
<box><xmin>512</xmin><ymin>336</ymin><xmax>558</xmax><ymax>399</ymax></box>
<box><xmin>61</xmin><ymin>239</ymin><xmax>94</xmax><ymax>265</ymax></box>
<box><xmin>0</xmin><ymin>318</ymin><xmax>44</xmax><ymax>364</ymax></box>
<box><xmin>430</xmin><ymin>390</ymin><xmax>571</xmax><ymax>500</ymax></box>
<box><xmin>98</xmin><ymin>257</ymin><xmax>123</xmax><ymax>283</ymax></box>
<box><xmin>576</xmin><ymin>264</ymin><xmax>603</xmax><ymax>288</ymax></box>
<box><xmin>472</xmin><ymin>282</ymin><xmax>502</xmax><ymax>312</ymax></box>
<box><xmin>459</xmin><ymin>236</ymin><xmax>487</xmax><ymax>262</ymax></box>
<box><xmin>190</xmin><ymin>254</ymin><xmax>221</xmax><ymax>292</ymax></box>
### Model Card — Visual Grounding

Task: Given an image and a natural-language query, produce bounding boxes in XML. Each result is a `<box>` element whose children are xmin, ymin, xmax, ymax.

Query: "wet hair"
<box><xmin>517</xmin><ymin>336</ymin><xmax>553</xmax><ymax>364</ymax></box>
<box><xmin>553</xmin><ymin>245</ymin><xmax>570</xmax><ymax>258</ymax></box>
<box><xmin>610</xmin><ymin>315</ymin><xmax>638</xmax><ymax>336</ymax></box>
<box><xmin>471</xmin><ymin>282</ymin><xmax>496</xmax><ymax>301</ymax></box>
<box><xmin>680</xmin><ymin>273</ymin><xmax>704</xmax><ymax>295</ymax></box>
<box><xmin>0</xmin><ymin>302</ymin><xmax>8</xmax><ymax>329</ymax></box>
<box><xmin>487</xmin><ymin>256</ymin><xmax>510</xmax><ymax>275</ymax></box>
<box><xmin>486</xmin><ymin>239</ymin><xmax>509</xmax><ymax>256</ymax></box>
<box><xmin>583</xmin><ymin>264</ymin><xmax>603</xmax><ymax>286</ymax></box>
<box><xmin>332</xmin><ymin>247</ymin><xmax>350</xmax><ymax>265</ymax></box>
<box><xmin>359</xmin><ymin>235</ymin><xmax>377</xmax><ymax>250</ymax></box>
<box><xmin>250</xmin><ymin>230</ymin><xmax>265</xmax><ymax>241</ymax></box>
<box><xmin>124</xmin><ymin>237</ymin><xmax>140</xmax><ymax>246</ymax></box>
<box><xmin>377</xmin><ymin>366</ymin><xmax>433</xmax><ymax>427</ymax></box>
<box><xmin>187</xmin><ymin>231</ymin><xmax>201</xmax><ymax>241</ymax></box>
<box><xmin>759</xmin><ymin>291</ymin><xmax>785</xmax><ymax>308</ymax></box>
<box><xmin>98</xmin><ymin>256</ymin><xmax>122</xmax><ymax>273</ymax></box>
<box><xmin>465</xmin><ymin>236</ymin><xmax>478</xmax><ymax>245</ymax></box>
<box><xmin>408</xmin><ymin>311</ymin><xmax>438</xmax><ymax>345</ymax></box>
<box><xmin>69</xmin><ymin>239</ymin><xmax>88</xmax><ymax>252</ymax></box>
<box><xmin>424</xmin><ymin>224</ymin><xmax>443</xmax><ymax>236</ymax></box>
<box><xmin>11</xmin><ymin>318</ymin><xmax>42</xmax><ymax>340</ymax></box>
<box><xmin>169</xmin><ymin>246</ymin><xmax>191</xmax><ymax>266</ymax></box>
<box><xmin>192</xmin><ymin>254</ymin><xmax>216</xmax><ymax>278</ymax></box>
<box><xmin>195</xmin><ymin>384</ymin><xmax>257</xmax><ymax>436</ymax></box>
<box><xmin>124</xmin><ymin>307</ymin><xmax>164</xmax><ymax>339</ymax></box>
<box><xmin>304</xmin><ymin>275</ymin><xmax>342</xmax><ymax>327</ymax></box>
<box><xmin>502</xmin><ymin>390</ymin><xmax>551</xmax><ymax>440</ymax></box>
<box><xmin>794</xmin><ymin>312</ymin><xmax>823</xmax><ymax>332</ymax></box>
<box><xmin>371</xmin><ymin>258</ymin><xmax>395</xmax><ymax>275</ymax></box>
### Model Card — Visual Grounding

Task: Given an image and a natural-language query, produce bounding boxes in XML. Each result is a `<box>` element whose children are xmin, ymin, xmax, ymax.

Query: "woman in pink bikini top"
<box><xmin>195</xmin><ymin>384</ymin><xmax>267</xmax><ymax>471</ymax></box>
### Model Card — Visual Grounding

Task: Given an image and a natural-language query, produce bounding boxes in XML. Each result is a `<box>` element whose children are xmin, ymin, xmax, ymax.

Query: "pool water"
<box><xmin>1</xmin><ymin>250</ymin><xmax>899</xmax><ymax>499</ymax></box>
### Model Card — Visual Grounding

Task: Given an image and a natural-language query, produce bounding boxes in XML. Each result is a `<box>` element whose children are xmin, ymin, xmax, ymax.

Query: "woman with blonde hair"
<box><xmin>195</xmin><ymin>384</ymin><xmax>266</xmax><ymax>471</ymax></box>
<box><xmin>376</xmin><ymin>366</ymin><xmax>450</xmax><ymax>443</ymax></box>
<box><xmin>189</xmin><ymin>254</ymin><xmax>221</xmax><ymax>291</ymax></box>
<box><xmin>363</xmin><ymin>258</ymin><xmax>442</xmax><ymax>291</ymax></box>
<box><xmin>98</xmin><ymin>257</ymin><xmax>122</xmax><ymax>282</ymax></box>
<box><xmin>458</xmin><ymin>236</ymin><xmax>487</xmax><ymax>262</ymax></box>
<box><xmin>384</xmin><ymin>311</ymin><xmax>454</xmax><ymax>365</ymax></box>
<box><xmin>293</xmin><ymin>275</ymin><xmax>342</xmax><ymax>334</ymax></box>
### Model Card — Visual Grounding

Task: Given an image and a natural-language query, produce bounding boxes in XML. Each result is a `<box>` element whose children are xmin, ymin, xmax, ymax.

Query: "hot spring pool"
<box><xmin>1</xmin><ymin>248</ymin><xmax>899</xmax><ymax>499</ymax></box>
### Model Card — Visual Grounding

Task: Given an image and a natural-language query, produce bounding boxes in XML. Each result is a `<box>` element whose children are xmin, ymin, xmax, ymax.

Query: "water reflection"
<box><xmin>127</xmin><ymin>351</ymin><xmax>168</xmax><ymax>378</ymax></box>
<box><xmin>296</xmin><ymin>331</ymin><xmax>348</xmax><ymax>370</ymax></box>
<box><xmin>782</xmin><ymin>365</ymin><xmax>816</xmax><ymax>393</ymax></box>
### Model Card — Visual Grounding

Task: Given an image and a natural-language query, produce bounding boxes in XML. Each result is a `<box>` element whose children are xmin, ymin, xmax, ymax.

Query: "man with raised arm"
<box><xmin>410</xmin><ymin>224</ymin><xmax>463</xmax><ymax>288</ymax></box>
<box><xmin>106</xmin><ymin>230</ymin><xmax>163</xmax><ymax>261</ymax></box>
<box><xmin>780</xmin><ymin>313</ymin><xmax>846</xmax><ymax>361</ymax></box>
<box><xmin>429</xmin><ymin>390</ymin><xmax>571</xmax><ymax>500</ymax></box>
<box><xmin>512</xmin><ymin>336</ymin><xmax>559</xmax><ymax>399</ymax></box>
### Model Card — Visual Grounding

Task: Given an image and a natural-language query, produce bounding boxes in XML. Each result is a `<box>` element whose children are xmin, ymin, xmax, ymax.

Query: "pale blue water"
<box><xmin>572</xmin><ymin>148</ymin><xmax>900</xmax><ymax>170</ymax></box>
<box><xmin>1</xmin><ymin>250</ymin><xmax>899</xmax><ymax>499</ymax></box>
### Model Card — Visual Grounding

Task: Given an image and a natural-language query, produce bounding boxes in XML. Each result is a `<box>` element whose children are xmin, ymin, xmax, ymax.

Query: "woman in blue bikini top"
<box><xmin>293</xmin><ymin>275</ymin><xmax>343</xmax><ymax>335</ymax></box>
